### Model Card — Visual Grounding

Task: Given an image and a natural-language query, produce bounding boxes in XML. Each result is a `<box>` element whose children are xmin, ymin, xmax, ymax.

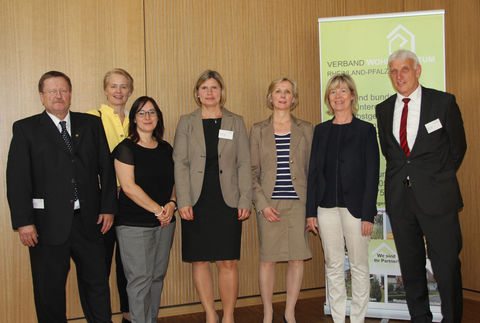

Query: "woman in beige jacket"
<box><xmin>250</xmin><ymin>78</ymin><xmax>313</xmax><ymax>323</ymax></box>
<box><xmin>173</xmin><ymin>70</ymin><xmax>252</xmax><ymax>323</ymax></box>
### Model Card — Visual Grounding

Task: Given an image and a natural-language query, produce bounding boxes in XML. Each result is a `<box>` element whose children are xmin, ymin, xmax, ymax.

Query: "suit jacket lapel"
<box><xmin>191</xmin><ymin>108</ymin><xmax>206</xmax><ymax>154</ymax></box>
<box><xmin>218</xmin><ymin>108</ymin><xmax>233</xmax><ymax>154</ymax></box>
<box><xmin>261</xmin><ymin>117</ymin><xmax>276</xmax><ymax>170</ymax></box>
<box><xmin>70</xmin><ymin>112</ymin><xmax>84</xmax><ymax>153</ymax></box>
<box><xmin>289</xmin><ymin>116</ymin><xmax>301</xmax><ymax>157</ymax></box>
<box><xmin>40</xmin><ymin>111</ymin><xmax>71</xmax><ymax>155</ymax></box>
<box><xmin>410</xmin><ymin>87</ymin><xmax>430</xmax><ymax>154</ymax></box>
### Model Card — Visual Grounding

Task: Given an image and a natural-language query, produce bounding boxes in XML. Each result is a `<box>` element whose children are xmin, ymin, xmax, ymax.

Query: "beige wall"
<box><xmin>1</xmin><ymin>0</ymin><xmax>479</xmax><ymax>321</ymax></box>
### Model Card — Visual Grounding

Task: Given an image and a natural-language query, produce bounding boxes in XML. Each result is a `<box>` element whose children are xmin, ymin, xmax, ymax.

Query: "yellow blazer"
<box><xmin>173</xmin><ymin>107</ymin><xmax>252</xmax><ymax>209</ymax></box>
<box><xmin>250</xmin><ymin>115</ymin><xmax>313</xmax><ymax>212</ymax></box>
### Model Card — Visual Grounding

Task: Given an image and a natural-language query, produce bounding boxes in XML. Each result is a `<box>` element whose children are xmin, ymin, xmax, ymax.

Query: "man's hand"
<box><xmin>97</xmin><ymin>214</ymin><xmax>114</xmax><ymax>234</ymax></box>
<box><xmin>18</xmin><ymin>224</ymin><xmax>39</xmax><ymax>247</ymax></box>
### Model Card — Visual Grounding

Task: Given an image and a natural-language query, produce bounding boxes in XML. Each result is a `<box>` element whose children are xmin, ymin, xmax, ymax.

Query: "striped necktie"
<box><xmin>59</xmin><ymin>121</ymin><xmax>79</xmax><ymax>201</ymax></box>
<box><xmin>400</xmin><ymin>98</ymin><xmax>411</xmax><ymax>157</ymax></box>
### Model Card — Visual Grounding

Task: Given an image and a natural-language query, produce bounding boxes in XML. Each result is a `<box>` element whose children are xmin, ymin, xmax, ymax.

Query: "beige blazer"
<box><xmin>250</xmin><ymin>115</ymin><xmax>313</xmax><ymax>212</ymax></box>
<box><xmin>173</xmin><ymin>107</ymin><xmax>252</xmax><ymax>210</ymax></box>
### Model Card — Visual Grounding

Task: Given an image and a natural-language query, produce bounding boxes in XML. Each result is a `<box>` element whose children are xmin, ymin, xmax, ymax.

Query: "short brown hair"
<box><xmin>38</xmin><ymin>71</ymin><xmax>72</xmax><ymax>93</ymax></box>
<box><xmin>266</xmin><ymin>77</ymin><xmax>299</xmax><ymax>110</ymax></box>
<box><xmin>103</xmin><ymin>68</ymin><xmax>134</xmax><ymax>92</ymax></box>
<box><xmin>324</xmin><ymin>73</ymin><xmax>358</xmax><ymax>115</ymax></box>
<box><xmin>193</xmin><ymin>70</ymin><xmax>226</xmax><ymax>107</ymax></box>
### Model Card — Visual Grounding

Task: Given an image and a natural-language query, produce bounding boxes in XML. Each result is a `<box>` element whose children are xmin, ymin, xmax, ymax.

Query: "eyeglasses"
<box><xmin>136</xmin><ymin>110</ymin><xmax>157</xmax><ymax>117</ymax></box>
<box><xmin>44</xmin><ymin>89</ymin><xmax>70</xmax><ymax>97</ymax></box>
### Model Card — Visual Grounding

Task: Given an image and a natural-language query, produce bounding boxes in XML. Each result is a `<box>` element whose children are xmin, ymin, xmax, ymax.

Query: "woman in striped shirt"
<box><xmin>250</xmin><ymin>78</ymin><xmax>313</xmax><ymax>323</ymax></box>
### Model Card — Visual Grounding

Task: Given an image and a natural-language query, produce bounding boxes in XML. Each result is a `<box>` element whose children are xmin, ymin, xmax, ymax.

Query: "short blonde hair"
<box><xmin>103</xmin><ymin>68</ymin><xmax>134</xmax><ymax>92</ymax></box>
<box><xmin>324</xmin><ymin>73</ymin><xmax>358</xmax><ymax>115</ymax></box>
<box><xmin>266</xmin><ymin>77</ymin><xmax>299</xmax><ymax>110</ymax></box>
<box><xmin>193</xmin><ymin>70</ymin><xmax>226</xmax><ymax>107</ymax></box>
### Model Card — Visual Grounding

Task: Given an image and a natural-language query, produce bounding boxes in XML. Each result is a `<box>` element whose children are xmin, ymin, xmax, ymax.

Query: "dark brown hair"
<box><xmin>128</xmin><ymin>96</ymin><xmax>165</xmax><ymax>143</ymax></box>
<box><xmin>38</xmin><ymin>71</ymin><xmax>72</xmax><ymax>92</ymax></box>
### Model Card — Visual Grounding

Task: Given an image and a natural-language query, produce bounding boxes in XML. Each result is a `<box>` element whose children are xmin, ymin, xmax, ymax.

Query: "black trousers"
<box><xmin>29</xmin><ymin>214</ymin><xmax>112</xmax><ymax>323</ymax></box>
<box><xmin>103</xmin><ymin>226</ymin><xmax>129</xmax><ymax>313</ymax></box>
<box><xmin>389</xmin><ymin>188</ymin><xmax>463</xmax><ymax>323</ymax></box>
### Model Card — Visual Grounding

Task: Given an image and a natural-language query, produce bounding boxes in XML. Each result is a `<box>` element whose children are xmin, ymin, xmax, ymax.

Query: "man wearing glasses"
<box><xmin>6</xmin><ymin>71</ymin><xmax>117</xmax><ymax>323</ymax></box>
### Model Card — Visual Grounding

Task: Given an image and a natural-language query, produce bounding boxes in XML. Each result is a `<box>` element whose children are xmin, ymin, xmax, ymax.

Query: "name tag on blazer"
<box><xmin>425</xmin><ymin>118</ymin><xmax>442</xmax><ymax>134</ymax></box>
<box><xmin>219</xmin><ymin>129</ymin><xmax>234</xmax><ymax>140</ymax></box>
<box><xmin>32</xmin><ymin>198</ymin><xmax>45</xmax><ymax>209</ymax></box>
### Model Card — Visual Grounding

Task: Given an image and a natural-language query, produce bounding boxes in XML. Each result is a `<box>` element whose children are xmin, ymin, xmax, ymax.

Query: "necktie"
<box><xmin>59</xmin><ymin>121</ymin><xmax>79</xmax><ymax>201</ymax></box>
<box><xmin>400</xmin><ymin>98</ymin><xmax>410</xmax><ymax>157</ymax></box>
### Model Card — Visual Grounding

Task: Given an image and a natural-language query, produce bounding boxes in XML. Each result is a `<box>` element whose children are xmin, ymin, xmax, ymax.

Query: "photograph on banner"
<box><xmin>318</xmin><ymin>10</ymin><xmax>445</xmax><ymax>321</ymax></box>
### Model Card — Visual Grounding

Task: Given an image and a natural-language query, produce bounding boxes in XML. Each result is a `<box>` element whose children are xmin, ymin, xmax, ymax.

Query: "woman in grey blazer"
<box><xmin>173</xmin><ymin>70</ymin><xmax>252</xmax><ymax>323</ymax></box>
<box><xmin>250</xmin><ymin>78</ymin><xmax>313</xmax><ymax>323</ymax></box>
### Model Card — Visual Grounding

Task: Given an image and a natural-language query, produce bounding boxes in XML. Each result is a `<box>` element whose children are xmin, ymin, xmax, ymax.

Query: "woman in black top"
<box><xmin>306</xmin><ymin>74</ymin><xmax>379</xmax><ymax>323</ymax></box>
<box><xmin>113</xmin><ymin>96</ymin><xmax>176</xmax><ymax>323</ymax></box>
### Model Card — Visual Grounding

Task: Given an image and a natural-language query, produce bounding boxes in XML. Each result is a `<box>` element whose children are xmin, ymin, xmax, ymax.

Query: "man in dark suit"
<box><xmin>6</xmin><ymin>71</ymin><xmax>117</xmax><ymax>323</ymax></box>
<box><xmin>376</xmin><ymin>50</ymin><xmax>466</xmax><ymax>323</ymax></box>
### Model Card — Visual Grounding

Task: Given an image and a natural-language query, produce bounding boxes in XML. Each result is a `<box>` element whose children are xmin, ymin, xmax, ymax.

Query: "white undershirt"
<box><xmin>392</xmin><ymin>85</ymin><xmax>422</xmax><ymax>150</ymax></box>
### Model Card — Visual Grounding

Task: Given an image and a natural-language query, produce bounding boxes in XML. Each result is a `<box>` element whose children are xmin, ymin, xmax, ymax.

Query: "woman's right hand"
<box><xmin>262</xmin><ymin>206</ymin><xmax>281</xmax><ymax>222</ymax></box>
<box><xmin>179</xmin><ymin>206</ymin><xmax>194</xmax><ymax>220</ymax></box>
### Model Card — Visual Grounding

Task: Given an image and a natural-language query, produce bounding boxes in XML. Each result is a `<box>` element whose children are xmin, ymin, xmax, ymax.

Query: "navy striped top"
<box><xmin>271</xmin><ymin>133</ymin><xmax>299</xmax><ymax>200</ymax></box>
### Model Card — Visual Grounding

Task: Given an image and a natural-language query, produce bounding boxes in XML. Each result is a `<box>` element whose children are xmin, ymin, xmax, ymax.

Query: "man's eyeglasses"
<box><xmin>43</xmin><ymin>89</ymin><xmax>70</xmax><ymax>97</ymax></box>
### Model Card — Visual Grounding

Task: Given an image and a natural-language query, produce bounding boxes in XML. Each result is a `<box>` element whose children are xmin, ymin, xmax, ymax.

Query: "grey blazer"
<box><xmin>173</xmin><ymin>107</ymin><xmax>252</xmax><ymax>210</ymax></box>
<box><xmin>250</xmin><ymin>115</ymin><xmax>313</xmax><ymax>212</ymax></box>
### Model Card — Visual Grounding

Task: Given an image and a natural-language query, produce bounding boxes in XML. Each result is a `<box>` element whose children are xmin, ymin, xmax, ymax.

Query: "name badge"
<box><xmin>425</xmin><ymin>118</ymin><xmax>442</xmax><ymax>134</ymax></box>
<box><xmin>218</xmin><ymin>129</ymin><xmax>234</xmax><ymax>140</ymax></box>
<box><xmin>32</xmin><ymin>199</ymin><xmax>44</xmax><ymax>209</ymax></box>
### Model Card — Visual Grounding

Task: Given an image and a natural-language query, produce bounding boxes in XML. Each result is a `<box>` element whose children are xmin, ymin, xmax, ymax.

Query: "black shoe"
<box><xmin>122</xmin><ymin>318</ymin><xmax>132</xmax><ymax>323</ymax></box>
<box><xmin>283</xmin><ymin>315</ymin><xmax>287</xmax><ymax>323</ymax></box>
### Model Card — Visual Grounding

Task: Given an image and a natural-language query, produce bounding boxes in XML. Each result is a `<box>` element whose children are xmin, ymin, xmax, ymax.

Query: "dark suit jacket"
<box><xmin>6</xmin><ymin>111</ymin><xmax>117</xmax><ymax>245</ymax></box>
<box><xmin>306</xmin><ymin>117</ymin><xmax>379</xmax><ymax>222</ymax></box>
<box><xmin>375</xmin><ymin>86</ymin><xmax>466</xmax><ymax>216</ymax></box>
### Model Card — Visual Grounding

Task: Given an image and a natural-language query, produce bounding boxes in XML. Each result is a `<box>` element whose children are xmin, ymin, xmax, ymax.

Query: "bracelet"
<box><xmin>167</xmin><ymin>199</ymin><xmax>178</xmax><ymax>211</ymax></box>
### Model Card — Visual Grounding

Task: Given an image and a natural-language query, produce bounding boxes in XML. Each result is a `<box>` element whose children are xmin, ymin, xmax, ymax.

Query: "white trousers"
<box><xmin>317</xmin><ymin>207</ymin><xmax>370</xmax><ymax>323</ymax></box>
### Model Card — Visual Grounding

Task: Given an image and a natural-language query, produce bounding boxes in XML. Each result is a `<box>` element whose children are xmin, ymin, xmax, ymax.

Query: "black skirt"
<box><xmin>181</xmin><ymin>118</ymin><xmax>241</xmax><ymax>262</ymax></box>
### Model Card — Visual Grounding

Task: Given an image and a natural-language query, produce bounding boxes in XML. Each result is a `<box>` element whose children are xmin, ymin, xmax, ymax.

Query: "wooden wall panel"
<box><xmin>0</xmin><ymin>0</ymin><xmax>145</xmax><ymax>321</ymax></box>
<box><xmin>143</xmin><ymin>0</ymin><xmax>344</xmax><ymax>307</ymax></box>
<box><xmin>1</xmin><ymin>0</ymin><xmax>479</xmax><ymax>322</ymax></box>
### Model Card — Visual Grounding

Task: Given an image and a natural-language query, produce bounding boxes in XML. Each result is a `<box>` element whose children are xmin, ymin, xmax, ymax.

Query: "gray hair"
<box><xmin>388</xmin><ymin>49</ymin><xmax>420</xmax><ymax>69</ymax></box>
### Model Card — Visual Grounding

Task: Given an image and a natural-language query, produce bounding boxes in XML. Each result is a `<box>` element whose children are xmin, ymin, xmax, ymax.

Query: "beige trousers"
<box><xmin>317</xmin><ymin>207</ymin><xmax>370</xmax><ymax>323</ymax></box>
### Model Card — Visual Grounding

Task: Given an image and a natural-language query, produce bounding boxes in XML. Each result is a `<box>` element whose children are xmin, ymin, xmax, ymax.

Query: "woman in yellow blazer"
<box><xmin>87</xmin><ymin>68</ymin><xmax>134</xmax><ymax>323</ymax></box>
<box><xmin>173</xmin><ymin>70</ymin><xmax>252</xmax><ymax>323</ymax></box>
<box><xmin>250</xmin><ymin>78</ymin><xmax>313</xmax><ymax>323</ymax></box>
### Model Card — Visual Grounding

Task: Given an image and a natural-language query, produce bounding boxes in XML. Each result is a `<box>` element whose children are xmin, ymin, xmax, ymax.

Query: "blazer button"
<box><xmin>290</xmin><ymin>160</ymin><xmax>294</xmax><ymax>164</ymax></box>
<box><xmin>292</xmin><ymin>176</ymin><xmax>296</xmax><ymax>180</ymax></box>
<box><xmin>219</xmin><ymin>170</ymin><xmax>223</xmax><ymax>174</ymax></box>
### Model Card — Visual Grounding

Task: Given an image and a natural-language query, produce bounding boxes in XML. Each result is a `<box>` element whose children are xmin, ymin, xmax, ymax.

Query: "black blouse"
<box><xmin>113</xmin><ymin>138</ymin><xmax>175</xmax><ymax>227</ymax></box>
<box><xmin>320</xmin><ymin>122</ymin><xmax>352</xmax><ymax>208</ymax></box>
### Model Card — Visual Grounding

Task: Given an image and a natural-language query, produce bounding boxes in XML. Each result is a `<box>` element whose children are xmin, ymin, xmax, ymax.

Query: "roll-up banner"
<box><xmin>318</xmin><ymin>10</ymin><xmax>445</xmax><ymax>321</ymax></box>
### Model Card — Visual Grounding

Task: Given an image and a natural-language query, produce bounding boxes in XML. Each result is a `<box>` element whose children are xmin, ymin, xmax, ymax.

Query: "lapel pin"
<box><xmin>75</xmin><ymin>134</ymin><xmax>79</xmax><ymax>137</ymax></box>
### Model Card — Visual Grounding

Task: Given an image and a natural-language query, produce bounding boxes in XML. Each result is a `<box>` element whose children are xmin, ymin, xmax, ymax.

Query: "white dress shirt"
<box><xmin>46</xmin><ymin>111</ymin><xmax>72</xmax><ymax>135</ymax></box>
<box><xmin>392</xmin><ymin>85</ymin><xmax>422</xmax><ymax>151</ymax></box>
